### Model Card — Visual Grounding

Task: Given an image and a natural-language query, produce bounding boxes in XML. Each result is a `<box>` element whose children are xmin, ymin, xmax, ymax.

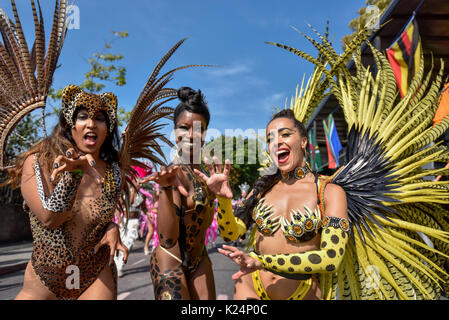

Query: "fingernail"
<box><xmin>90</xmin><ymin>160</ymin><xmax>95</xmax><ymax>166</ymax></box>
<box><xmin>50</xmin><ymin>177</ymin><xmax>53</xmax><ymax>182</ymax></box>
<box><xmin>66</xmin><ymin>151</ymin><xmax>71</xmax><ymax>157</ymax></box>
<box><xmin>54</xmin><ymin>163</ymin><xmax>59</xmax><ymax>168</ymax></box>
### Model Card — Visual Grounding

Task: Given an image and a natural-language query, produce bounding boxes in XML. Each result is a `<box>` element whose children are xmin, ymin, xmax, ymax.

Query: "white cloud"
<box><xmin>207</xmin><ymin>63</ymin><xmax>251</xmax><ymax>77</ymax></box>
<box><xmin>261</xmin><ymin>92</ymin><xmax>287</xmax><ymax>112</ymax></box>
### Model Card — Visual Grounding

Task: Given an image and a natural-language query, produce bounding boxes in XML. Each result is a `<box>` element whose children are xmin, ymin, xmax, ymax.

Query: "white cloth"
<box><xmin>114</xmin><ymin>218</ymin><xmax>140</xmax><ymax>272</ymax></box>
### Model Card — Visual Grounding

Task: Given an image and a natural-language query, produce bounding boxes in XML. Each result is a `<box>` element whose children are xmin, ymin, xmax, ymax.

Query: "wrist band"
<box><xmin>34</xmin><ymin>155</ymin><xmax>82</xmax><ymax>213</ymax></box>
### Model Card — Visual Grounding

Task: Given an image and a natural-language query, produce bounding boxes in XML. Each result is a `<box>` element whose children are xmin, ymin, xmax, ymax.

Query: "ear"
<box><xmin>100</xmin><ymin>92</ymin><xmax>118</xmax><ymax>131</ymax></box>
<box><xmin>301</xmin><ymin>136</ymin><xmax>308</xmax><ymax>150</ymax></box>
<box><xmin>61</xmin><ymin>85</ymin><xmax>83</xmax><ymax>127</ymax></box>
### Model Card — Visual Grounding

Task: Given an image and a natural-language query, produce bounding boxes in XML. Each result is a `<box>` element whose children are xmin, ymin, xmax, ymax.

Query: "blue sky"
<box><xmin>6</xmin><ymin>0</ymin><xmax>365</xmax><ymax>158</ymax></box>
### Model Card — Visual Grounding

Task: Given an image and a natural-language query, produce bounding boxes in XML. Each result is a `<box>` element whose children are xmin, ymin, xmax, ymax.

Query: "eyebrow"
<box><xmin>267</xmin><ymin>127</ymin><xmax>296</xmax><ymax>137</ymax></box>
<box><xmin>176</xmin><ymin>123</ymin><xmax>206</xmax><ymax>130</ymax></box>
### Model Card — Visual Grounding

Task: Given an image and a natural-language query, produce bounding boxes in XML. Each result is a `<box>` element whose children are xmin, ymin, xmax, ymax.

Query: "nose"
<box><xmin>86</xmin><ymin>117</ymin><xmax>96</xmax><ymax>128</ymax></box>
<box><xmin>269</xmin><ymin>131</ymin><xmax>282</xmax><ymax>144</ymax></box>
<box><xmin>188</xmin><ymin>127</ymin><xmax>195</xmax><ymax>140</ymax></box>
<box><xmin>190</xmin><ymin>127</ymin><xmax>204</xmax><ymax>141</ymax></box>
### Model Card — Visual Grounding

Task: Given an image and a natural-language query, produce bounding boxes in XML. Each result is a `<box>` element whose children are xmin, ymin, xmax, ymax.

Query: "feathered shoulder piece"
<box><xmin>118</xmin><ymin>38</ymin><xmax>209</xmax><ymax>212</ymax></box>
<box><xmin>0</xmin><ymin>0</ymin><xmax>68</xmax><ymax>169</ymax></box>
<box><xmin>269</xmin><ymin>24</ymin><xmax>449</xmax><ymax>299</ymax></box>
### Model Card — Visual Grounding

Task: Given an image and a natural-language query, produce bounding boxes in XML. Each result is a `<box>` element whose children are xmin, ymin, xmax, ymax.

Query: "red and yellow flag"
<box><xmin>386</xmin><ymin>17</ymin><xmax>422</xmax><ymax>98</ymax></box>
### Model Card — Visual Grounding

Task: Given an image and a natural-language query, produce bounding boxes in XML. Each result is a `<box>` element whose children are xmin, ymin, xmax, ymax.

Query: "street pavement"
<box><xmin>0</xmin><ymin>237</ymin><xmax>240</xmax><ymax>300</ymax></box>
<box><xmin>2</xmin><ymin>239</ymin><xmax>447</xmax><ymax>301</ymax></box>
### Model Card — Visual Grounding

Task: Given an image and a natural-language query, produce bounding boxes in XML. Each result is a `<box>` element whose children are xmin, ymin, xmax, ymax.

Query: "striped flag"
<box><xmin>386</xmin><ymin>15</ymin><xmax>422</xmax><ymax>98</ymax></box>
<box><xmin>308</xmin><ymin>121</ymin><xmax>322</xmax><ymax>172</ymax></box>
<box><xmin>323</xmin><ymin>114</ymin><xmax>342</xmax><ymax>169</ymax></box>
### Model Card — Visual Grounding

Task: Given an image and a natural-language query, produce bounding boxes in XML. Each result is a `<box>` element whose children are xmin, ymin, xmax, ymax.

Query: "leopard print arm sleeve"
<box><xmin>216</xmin><ymin>196</ymin><xmax>247</xmax><ymax>242</ymax></box>
<box><xmin>34</xmin><ymin>157</ymin><xmax>82</xmax><ymax>213</ymax></box>
<box><xmin>249</xmin><ymin>217</ymin><xmax>350</xmax><ymax>276</ymax></box>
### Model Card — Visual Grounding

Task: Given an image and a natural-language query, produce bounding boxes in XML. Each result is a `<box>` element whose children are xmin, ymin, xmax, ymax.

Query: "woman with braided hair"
<box><xmin>209</xmin><ymin>22</ymin><xmax>449</xmax><ymax>299</ymax></box>
<box><xmin>196</xmin><ymin>109</ymin><xmax>348</xmax><ymax>300</ymax></box>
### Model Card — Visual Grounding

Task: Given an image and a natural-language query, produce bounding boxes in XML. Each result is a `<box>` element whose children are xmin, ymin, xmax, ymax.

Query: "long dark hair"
<box><xmin>235</xmin><ymin>109</ymin><xmax>308</xmax><ymax>228</ymax></box>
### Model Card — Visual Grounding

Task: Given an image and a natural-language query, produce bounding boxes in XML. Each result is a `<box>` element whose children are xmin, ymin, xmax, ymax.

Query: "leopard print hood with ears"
<box><xmin>61</xmin><ymin>84</ymin><xmax>118</xmax><ymax>133</ymax></box>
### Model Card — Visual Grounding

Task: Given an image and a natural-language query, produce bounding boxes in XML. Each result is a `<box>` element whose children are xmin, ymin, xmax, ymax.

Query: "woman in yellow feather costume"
<box><xmin>209</xmin><ymin>24</ymin><xmax>449</xmax><ymax>300</ymax></box>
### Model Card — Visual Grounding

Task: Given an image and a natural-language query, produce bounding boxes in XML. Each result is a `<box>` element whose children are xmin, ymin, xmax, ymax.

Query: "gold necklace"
<box><xmin>280</xmin><ymin>163</ymin><xmax>312</xmax><ymax>181</ymax></box>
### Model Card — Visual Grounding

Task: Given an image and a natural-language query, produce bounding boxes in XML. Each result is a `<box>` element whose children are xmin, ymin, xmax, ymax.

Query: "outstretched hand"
<box><xmin>194</xmin><ymin>156</ymin><xmax>233</xmax><ymax>199</ymax></box>
<box><xmin>50</xmin><ymin>148</ymin><xmax>102</xmax><ymax>184</ymax></box>
<box><xmin>218</xmin><ymin>244</ymin><xmax>262</xmax><ymax>280</ymax></box>
<box><xmin>94</xmin><ymin>222</ymin><xmax>129</xmax><ymax>266</ymax></box>
<box><xmin>142</xmin><ymin>165</ymin><xmax>189</xmax><ymax>197</ymax></box>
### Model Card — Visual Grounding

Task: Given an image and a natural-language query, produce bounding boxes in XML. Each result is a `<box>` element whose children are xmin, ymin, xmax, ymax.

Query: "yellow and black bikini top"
<box><xmin>252</xmin><ymin>199</ymin><xmax>323</xmax><ymax>242</ymax></box>
<box><xmin>252</xmin><ymin>173</ymin><xmax>330</xmax><ymax>243</ymax></box>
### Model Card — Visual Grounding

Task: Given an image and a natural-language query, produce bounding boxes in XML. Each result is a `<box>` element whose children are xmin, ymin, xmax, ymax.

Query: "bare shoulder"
<box><xmin>323</xmin><ymin>183</ymin><xmax>346</xmax><ymax>200</ymax></box>
<box><xmin>23</xmin><ymin>153</ymin><xmax>36</xmax><ymax>167</ymax></box>
<box><xmin>22</xmin><ymin>153</ymin><xmax>38</xmax><ymax>177</ymax></box>
<box><xmin>323</xmin><ymin>183</ymin><xmax>347</xmax><ymax>219</ymax></box>
<box><xmin>20</xmin><ymin>153</ymin><xmax>40</xmax><ymax>200</ymax></box>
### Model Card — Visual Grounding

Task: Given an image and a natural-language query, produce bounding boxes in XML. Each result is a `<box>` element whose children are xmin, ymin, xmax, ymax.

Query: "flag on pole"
<box><xmin>386</xmin><ymin>14</ymin><xmax>422</xmax><ymax>98</ymax></box>
<box><xmin>323</xmin><ymin>114</ymin><xmax>342</xmax><ymax>169</ymax></box>
<box><xmin>308</xmin><ymin>121</ymin><xmax>322</xmax><ymax>172</ymax></box>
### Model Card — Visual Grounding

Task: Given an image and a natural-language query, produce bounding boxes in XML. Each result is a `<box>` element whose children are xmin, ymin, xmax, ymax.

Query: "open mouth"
<box><xmin>182</xmin><ymin>141</ymin><xmax>194</xmax><ymax>148</ymax></box>
<box><xmin>276</xmin><ymin>148</ymin><xmax>290</xmax><ymax>164</ymax></box>
<box><xmin>84</xmin><ymin>132</ymin><xmax>98</xmax><ymax>146</ymax></box>
<box><xmin>180</xmin><ymin>140</ymin><xmax>202</xmax><ymax>150</ymax></box>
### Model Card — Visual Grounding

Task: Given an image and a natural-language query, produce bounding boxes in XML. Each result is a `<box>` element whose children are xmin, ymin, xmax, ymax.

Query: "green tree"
<box><xmin>49</xmin><ymin>30</ymin><xmax>130</xmax><ymax>127</ymax></box>
<box><xmin>6</xmin><ymin>114</ymin><xmax>42</xmax><ymax>160</ymax></box>
<box><xmin>204</xmin><ymin>135</ymin><xmax>263</xmax><ymax>198</ymax></box>
<box><xmin>341</xmin><ymin>0</ymin><xmax>392</xmax><ymax>50</ymax></box>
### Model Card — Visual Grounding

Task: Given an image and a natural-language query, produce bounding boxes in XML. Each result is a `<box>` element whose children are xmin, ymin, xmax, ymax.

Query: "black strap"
<box><xmin>268</xmin><ymin>268</ymin><xmax>313</xmax><ymax>281</ymax></box>
<box><xmin>314</xmin><ymin>172</ymin><xmax>320</xmax><ymax>205</ymax></box>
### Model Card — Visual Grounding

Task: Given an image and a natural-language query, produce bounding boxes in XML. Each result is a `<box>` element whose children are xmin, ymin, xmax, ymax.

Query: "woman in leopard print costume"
<box><xmin>0</xmin><ymin>1</ymin><xmax>199</xmax><ymax>300</ymax></box>
<box><xmin>5</xmin><ymin>85</ymin><xmax>129</xmax><ymax>300</ymax></box>
<box><xmin>145</xmin><ymin>87</ymin><xmax>226</xmax><ymax>300</ymax></box>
